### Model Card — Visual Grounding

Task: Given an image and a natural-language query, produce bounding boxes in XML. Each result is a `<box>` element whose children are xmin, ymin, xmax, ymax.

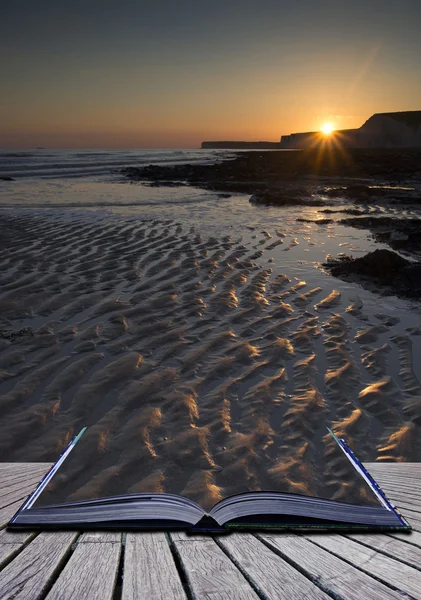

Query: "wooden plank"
<box><xmin>379</xmin><ymin>477</ymin><xmax>421</xmax><ymax>489</ymax></box>
<box><xmin>0</xmin><ymin>500</ymin><xmax>23</xmax><ymax>528</ymax></box>
<box><xmin>370</xmin><ymin>474</ymin><xmax>421</xmax><ymax>485</ymax></box>
<box><xmin>0</xmin><ymin>463</ymin><xmax>49</xmax><ymax>476</ymax></box>
<box><xmin>392</xmin><ymin>505</ymin><xmax>421</xmax><ymax>521</ymax></box>
<box><xmin>366</xmin><ymin>462</ymin><xmax>421</xmax><ymax>469</ymax></box>
<box><xmin>45</xmin><ymin>533</ymin><xmax>121</xmax><ymax>600</ymax></box>
<box><xmin>171</xmin><ymin>533</ymin><xmax>259</xmax><ymax>600</ymax></box>
<box><xmin>217</xmin><ymin>533</ymin><xmax>330</xmax><ymax>599</ymax></box>
<box><xmin>0</xmin><ymin>469</ymin><xmax>48</xmax><ymax>487</ymax></box>
<box><xmin>78</xmin><ymin>532</ymin><xmax>121</xmax><ymax>543</ymax></box>
<box><xmin>0</xmin><ymin>479</ymin><xmax>41</xmax><ymax>501</ymax></box>
<box><xmin>0</xmin><ymin>475</ymin><xmax>46</xmax><ymax>492</ymax></box>
<box><xmin>375</xmin><ymin>485</ymin><xmax>421</xmax><ymax>503</ymax></box>
<box><xmin>0</xmin><ymin>482</ymin><xmax>41</xmax><ymax>510</ymax></box>
<box><xmin>0</xmin><ymin>530</ymin><xmax>36</xmax><ymax>569</ymax></box>
<box><xmin>393</xmin><ymin>506</ymin><xmax>421</xmax><ymax>527</ymax></box>
<box><xmin>367</xmin><ymin>474</ymin><xmax>421</xmax><ymax>485</ymax></box>
<box><xmin>369</xmin><ymin>471</ymin><xmax>421</xmax><ymax>479</ymax></box>
<box><xmin>369</xmin><ymin>479</ymin><xmax>421</xmax><ymax>492</ymax></box>
<box><xmin>260</xmin><ymin>534</ymin><xmax>403</xmax><ymax>600</ymax></box>
<box><xmin>367</xmin><ymin>466</ymin><xmax>421</xmax><ymax>474</ymax></box>
<box><xmin>0</xmin><ymin>464</ymin><xmax>51</xmax><ymax>480</ymax></box>
<box><xmin>171</xmin><ymin>531</ymin><xmax>214</xmax><ymax>542</ymax></box>
<box><xmin>0</xmin><ymin>532</ymin><xmax>77</xmax><ymax>600</ymax></box>
<box><xmin>0</xmin><ymin>463</ymin><xmax>51</xmax><ymax>474</ymax></box>
<box><xmin>347</xmin><ymin>532</ymin><xmax>421</xmax><ymax>569</ymax></box>
<box><xmin>384</xmin><ymin>497</ymin><xmax>421</xmax><ymax>514</ymax></box>
<box><xmin>390</xmin><ymin>530</ymin><xmax>421</xmax><ymax>548</ymax></box>
<box><xmin>309</xmin><ymin>534</ymin><xmax>421</xmax><ymax>599</ymax></box>
<box><xmin>378</xmin><ymin>477</ymin><xmax>421</xmax><ymax>496</ymax></box>
<box><xmin>122</xmin><ymin>533</ymin><xmax>186</xmax><ymax>600</ymax></box>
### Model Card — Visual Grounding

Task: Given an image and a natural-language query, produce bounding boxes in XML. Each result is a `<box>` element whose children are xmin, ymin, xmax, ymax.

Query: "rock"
<box><xmin>327</xmin><ymin>249</ymin><xmax>409</xmax><ymax>280</ymax></box>
<box><xmin>395</xmin><ymin>264</ymin><xmax>421</xmax><ymax>296</ymax></box>
<box><xmin>324</xmin><ymin>249</ymin><xmax>421</xmax><ymax>298</ymax></box>
<box><xmin>390</xmin><ymin>231</ymin><xmax>409</xmax><ymax>242</ymax></box>
<box><xmin>339</xmin><ymin>216</ymin><xmax>421</xmax><ymax>252</ymax></box>
<box><xmin>296</xmin><ymin>218</ymin><xmax>332</xmax><ymax>224</ymax></box>
<box><xmin>0</xmin><ymin>176</ymin><xmax>15</xmax><ymax>181</ymax></box>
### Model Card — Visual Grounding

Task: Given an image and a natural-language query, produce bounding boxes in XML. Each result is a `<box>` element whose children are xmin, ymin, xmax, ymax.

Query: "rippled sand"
<box><xmin>1</xmin><ymin>212</ymin><xmax>421</xmax><ymax>510</ymax></box>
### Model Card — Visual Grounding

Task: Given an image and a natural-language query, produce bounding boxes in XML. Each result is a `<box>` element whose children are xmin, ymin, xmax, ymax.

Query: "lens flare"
<box><xmin>321</xmin><ymin>123</ymin><xmax>334</xmax><ymax>135</ymax></box>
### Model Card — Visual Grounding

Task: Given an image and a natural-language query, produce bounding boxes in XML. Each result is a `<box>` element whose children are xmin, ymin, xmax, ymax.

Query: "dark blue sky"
<box><xmin>2</xmin><ymin>0</ymin><xmax>421</xmax><ymax>147</ymax></box>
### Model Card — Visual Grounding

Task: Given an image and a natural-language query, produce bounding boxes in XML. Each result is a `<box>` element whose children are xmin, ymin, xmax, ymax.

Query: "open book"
<box><xmin>9</xmin><ymin>428</ymin><xmax>410</xmax><ymax>532</ymax></box>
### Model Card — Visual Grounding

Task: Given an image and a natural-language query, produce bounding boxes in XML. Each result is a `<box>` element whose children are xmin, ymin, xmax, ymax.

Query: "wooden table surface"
<box><xmin>0</xmin><ymin>462</ymin><xmax>420</xmax><ymax>600</ymax></box>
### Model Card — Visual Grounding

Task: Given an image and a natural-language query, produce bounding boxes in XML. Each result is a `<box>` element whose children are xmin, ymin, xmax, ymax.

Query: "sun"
<box><xmin>321</xmin><ymin>122</ymin><xmax>334</xmax><ymax>135</ymax></box>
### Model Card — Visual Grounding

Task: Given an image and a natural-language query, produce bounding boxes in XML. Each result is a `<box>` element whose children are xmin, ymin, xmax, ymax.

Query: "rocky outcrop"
<box><xmin>339</xmin><ymin>216</ymin><xmax>421</xmax><ymax>253</ymax></box>
<box><xmin>325</xmin><ymin>249</ymin><xmax>421</xmax><ymax>298</ymax></box>
<box><xmin>121</xmin><ymin>148</ymin><xmax>421</xmax><ymax>191</ymax></box>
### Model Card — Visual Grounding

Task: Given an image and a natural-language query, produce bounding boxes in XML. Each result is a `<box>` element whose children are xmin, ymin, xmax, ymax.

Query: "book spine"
<box><xmin>9</xmin><ymin>427</ymin><xmax>87</xmax><ymax>524</ymax></box>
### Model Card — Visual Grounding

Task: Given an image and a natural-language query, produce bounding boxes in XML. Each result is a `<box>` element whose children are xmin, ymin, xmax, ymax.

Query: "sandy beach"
<box><xmin>1</xmin><ymin>151</ymin><xmax>421</xmax><ymax>510</ymax></box>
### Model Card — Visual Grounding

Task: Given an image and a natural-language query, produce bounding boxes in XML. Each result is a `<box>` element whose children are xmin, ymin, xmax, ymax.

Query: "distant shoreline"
<box><xmin>122</xmin><ymin>147</ymin><xmax>421</xmax><ymax>194</ymax></box>
<box><xmin>201</xmin><ymin>141</ymin><xmax>283</xmax><ymax>149</ymax></box>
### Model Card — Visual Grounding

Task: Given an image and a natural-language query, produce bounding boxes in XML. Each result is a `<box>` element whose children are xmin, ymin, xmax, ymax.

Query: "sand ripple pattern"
<box><xmin>0</xmin><ymin>213</ymin><xmax>420</xmax><ymax>509</ymax></box>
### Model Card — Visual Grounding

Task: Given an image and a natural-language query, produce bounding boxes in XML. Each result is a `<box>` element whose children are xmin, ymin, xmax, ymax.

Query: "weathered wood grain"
<box><xmin>0</xmin><ymin>482</ymin><xmax>43</xmax><ymax>510</ymax></box>
<box><xmin>78</xmin><ymin>532</ymin><xmax>121</xmax><ymax>543</ymax></box>
<box><xmin>393</xmin><ymin>507</ymin><xmax>421</xmax><ymax>527</ymax></box>
<box><xmin>347</xmin><ymin>532</ymin><xmax>421</xmax><ymax>569</ymax></box>
<box><xmin>0</xmin><ymin>463</ymin><xmax>52</xmax><ymax>471</ymax></box>
<box><xmin>1</xmin><ymin>462</ymin><xmax>421</xmax><ymax>600</ymax></box>
<box><xmin>0</xmin><ymin>464</ymin><xmax>50</xmax><ymax>478</ymax></box>
<box><xmin>45</xmin><ymin>533</ymin><xmax>121</xmax><ymax>600</ymax></box>
<box><xmin>391</xmin><ymin>505</ymin><xmax>421</xmax><ymax>521</ymax></box>
<box><xmin>217</xmin><ymin>533</ymin><xmax>329</xmax><ymax>599</ymax></box>
<box><xmin>0</xmin><ymin>530</ymin><xmax>36</xmax><ymax>569</ymax></box>
<box><xmin>260</xmin><ymin>534</ymin><xmax>405</xmax><ymax>600</ymax></box>
<box><xmin>0</xmin><ymin>532</ymin><xmax>77</xmax><ymax>600</ymax></box>
<box><xmin>171</xmin><ymin>530</ymin><xmax>214</xmax><ymax>542</ymax></box>
<box><xmin>0</xmin><ymin>465</ymin><xmax>51</xmax><ymax>486</ymax></box>
<box><xmin>388</xmin><ymin>497</ymin><xmax>421</xmax><ymax>514</ymax></box>
<box><xmin>309</xmin><ymin>533</ymin><xmax>421</xmax><ymax>599</ymax></box>
<box><xmin>122</xmin><ymin>533</ymin><xmax>186</xmax><ymax>600</ymax></box>
<box><xmin>0</xmin><ymin>499</ymin><xmax>23</xmax><ymax>528</ymax></box>
<box><xmin>171</xmin><ymin>533</ymin><xmax>259</xmax><ymax>599</ymax></box>
<box><xmin>0</xmin><ymin>478</ymin><xmax>41</xmax><ymax>500</ymax></box>
<box><xmin>366</xmin><ymin>462</ymin><xmax>421</xmax><ymax>470</ymax></box>
<box><xmin>376</xmin><ymin>484</ymin><xmax>421</xmax><ymax>502</ymax></box>
<box><xmin>367</xmin><ymin>473</ymin><xmax>421</xmax><ymax>485</ymax></box>
<box><xmin>370</xmin><ymin>480</ymin><xmax>421</xmax><ymax>494</ymax></box>
<box><xmin>0</xmin><ymin>470</ymin><xmax>46</xmax><ymax>488</ymax></box>
<box><xmin>390</xmin><ymin>529</ymin><xmax>421</xmax><ymax>547</ymax></box>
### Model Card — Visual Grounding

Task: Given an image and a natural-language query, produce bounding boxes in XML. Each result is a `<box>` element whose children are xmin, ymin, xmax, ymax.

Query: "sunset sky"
<box><xmin>1</xmin><ymin>0</ymin><xmax>421</xmax><ymax>148</ymax></box>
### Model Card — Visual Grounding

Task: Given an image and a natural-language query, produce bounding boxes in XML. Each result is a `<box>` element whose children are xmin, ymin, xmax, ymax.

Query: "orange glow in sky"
<box><xmin>2</xmin><ymin>1</ymin><xmax>421</xmax><ymax>148</ymax></box>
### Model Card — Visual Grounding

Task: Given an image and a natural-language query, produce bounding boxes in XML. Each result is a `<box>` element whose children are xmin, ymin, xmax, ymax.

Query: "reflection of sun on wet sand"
<box><xmin>1</xmin><ymin>212</ymin><xmax>421</xmax><ymax>510</ymax></box>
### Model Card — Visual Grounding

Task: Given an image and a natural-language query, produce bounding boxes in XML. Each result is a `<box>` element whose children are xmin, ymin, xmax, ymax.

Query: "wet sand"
<box><xmin>1</xmin><ymin>210</ymin><xmax>421</xmax><ymax>510</ymax></box>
